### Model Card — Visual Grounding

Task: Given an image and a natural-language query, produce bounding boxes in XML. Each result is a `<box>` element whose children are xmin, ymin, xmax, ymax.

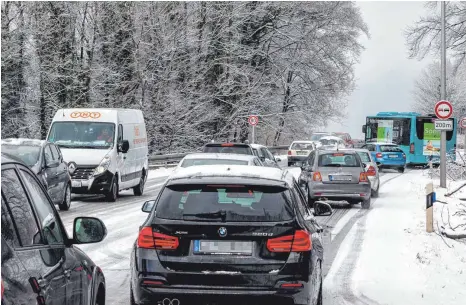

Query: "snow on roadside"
<box><xmin>147</xmin><ymin>166</ymin><xmax>175</xmax><ymax>179</ymax></box>
<box><xmin>433</xmin><ymin>180</ymin><xmax>466</xmax><ymax>239</ymax></box>
<box><xmin>350</xmin><ymin>171</ymin><xmax>466</xmax><ymax>305</ymax></box>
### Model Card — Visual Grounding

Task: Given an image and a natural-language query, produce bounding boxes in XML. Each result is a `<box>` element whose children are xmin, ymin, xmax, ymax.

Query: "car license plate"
<box><xmin>71</xmin><ymin>180</ymin><xmax>82</xmax><ymax>188</ymax></box>
<box><xmin>329</xmin><ymin>175</ymin><xmax>351</xmax><ymax>181</ymax></box>
<box><xmin>389</xmin><ymin>155</ymin><xmax>398</xmax><ymax>158</ymax></box>
<box><xmin>193</xmin><ymin>240</ymin><xmax>253</xmax><ymax>255</ymax></box>
<box><xmin>297</xmin><ymin>151</ymin><xmax>308</xmax><ymax>155</ymax></box>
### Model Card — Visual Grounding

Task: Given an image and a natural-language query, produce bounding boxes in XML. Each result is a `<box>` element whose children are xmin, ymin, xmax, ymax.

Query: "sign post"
<box><xmin>248</xmin><ymin>115</ymin><xmax>259</xmax><ymax>144</ymax></box>
<box><xmin>460</xmin><ymin>117</ymin><xmax>466</xmax><ymax>156</ymax></box>
<box><xmin>425</xmin><ymin>182</ymin><xmax>435</xmax><ymax>233</ymax></box>
<box><xmin>434</xmin><ymin>100</ymin><xmax>453</xmax><ymax>188</ymax></box>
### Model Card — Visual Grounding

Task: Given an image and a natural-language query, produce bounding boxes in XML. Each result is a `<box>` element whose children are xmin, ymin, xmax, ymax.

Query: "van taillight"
<box><xmin>137</xmin><ymin>227</ymin><xmax>179</xmax><ymax>250</ymax></box>
<box><xmin>288</xmin><ymin>150</ymin><xmax>292</xmax><ymax>155</ymax></box>
<box><xmin>410</xmin><ymin>143</ymin><xmax>414</xmax><ymax>154</ymax></box>
<box><xmin>376</xmin><ymin>153</ymin><xmax>382</xmax><ymax>158</ymax></box>
<box><xmin>267</xmin><ymin>230</ymin><xmax>312</xmax><ymax>252</ymax></box>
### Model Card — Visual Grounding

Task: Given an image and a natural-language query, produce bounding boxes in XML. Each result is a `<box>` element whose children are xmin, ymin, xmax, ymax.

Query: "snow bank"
<box><xmin>147</xmin><ymin>167</ymin><xmax>175</xmax><ymax>180</ymax></box>
<box><xmin>435</xmin><ymin>181</ymin><xmax>466</xmax><ymax>239</ymax></box>
<box><xmin>350</xmin><ymin>171</ymin><xmax>466</xmax><ymax>305</ymax></box>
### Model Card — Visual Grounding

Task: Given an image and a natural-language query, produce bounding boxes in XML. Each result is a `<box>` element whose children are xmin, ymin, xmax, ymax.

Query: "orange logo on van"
<box><xmin>70</xmin><ymin>111</ymin><xmax>101</xmax><ymax>119</ymax></box>
<box><xmin>134</xmin><ymin>126</ymin><xmax>140</xmax><ymax>137</ymax></box>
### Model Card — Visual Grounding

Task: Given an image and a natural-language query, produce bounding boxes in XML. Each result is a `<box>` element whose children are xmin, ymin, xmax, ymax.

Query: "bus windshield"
<box><xmin>365</xmin><ymin>117</ymin><xmax>411</xmax><ymax>146</ymax></box>
<box><xmin>47</xmin><ymin>122</ymin><xmax>115</xmax><ymax>149</ymax></box>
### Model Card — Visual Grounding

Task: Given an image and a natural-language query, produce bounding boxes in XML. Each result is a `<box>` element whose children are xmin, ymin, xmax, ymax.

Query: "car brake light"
<box><xmin>367</xmin><ymin>166</ymin><xmax>376</xmax><ymax>176</ymax></box>
<box><xmin>267</xmin><ymin>230</ymin><xmax>312</xmax><ymax>252</ymax></box>
<box><xmin>376</xmin><ymin>152</ymin><xmax>382</xmax><ymax>158</ymax></box>
<box><xmin>359</xmin><ymin>172</ymin><xmax>368</xmax><ymax>182</ymax></box>
<box><xmin>288</xmin><ymin>150</ymin><xmax>292</xmax><ymax>155</ymax></box>
<box><xmin>409</xmin><ymin>143</ymin><xmax>414</xmax><ymax>154</ymax></box>
<box><xmin>142</xmin><ymin>280</ymin><xmax>164</xmax><ymax>286</ymax></box>
<box><xmin>137</xmin><ymin>227</ymin><xmax>179</xmax><ymax>250</ymax></box>
<box><xmin>313</xmin><ymin>172</ymin><xmax>322</xmax><ymax>182</ymax></box>
<box><xmin>221</xmin><ymin>143</ymin><xmax>234</xmax><ymax>147</ymax></box>
<box><xmin>1</xmin><ymin>278</ymin><xmax>4</xmax><ymax>299</ymax></box>
<box><xmin>280</xmin><ymin>283</ymin><xmax>304</xmax><ymax>288</ymax></box>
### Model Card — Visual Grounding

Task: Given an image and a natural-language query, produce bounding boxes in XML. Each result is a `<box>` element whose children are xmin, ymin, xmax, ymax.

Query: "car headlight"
<box><xmin>94</xmin><ymin>156</ymin><xmax>111</xmax><ymax>175</ymax></box>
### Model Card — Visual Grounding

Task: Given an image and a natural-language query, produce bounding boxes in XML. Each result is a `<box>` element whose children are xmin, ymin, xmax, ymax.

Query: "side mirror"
<box><xmin>46</xmin><ymin>160</ymin><xmax>60</xmax><ymax>168</ymax></box>
<box><xmin>142</xmin><ymin>200</ymin><xmax>156</xmax><ymax>213</ymax></box>
<box><xmin>73</xmin><ymin>217</ymin><xmax>107</xmax><ymax>244</ymax></box>
<box><xmin>314</xmin><ymin>201</ymin><xmax>333</xmax><ymax>216</ymax></box>
<box><xmin>362</xmin><ymin>125</ymin><xmax>367</xmax><ymax>133</ymax></box>
<box><xmin>118</xmin><ymin>140</ymin><xmax>130</xmax><ymax>153</ymax></box>
<box><xmin>260</xmin><ymin>157</ymin><xmax>266</xmax><ymax>162</ymax></box>
<box><xmin>362</xmin><ymin>163</ymin><xmax>367</xmax><ymax>168</ymax></box>
<box><xmin>275</xmin><ymin>157</ymin><xmax>282</xmax><ymax>162</ymax></box>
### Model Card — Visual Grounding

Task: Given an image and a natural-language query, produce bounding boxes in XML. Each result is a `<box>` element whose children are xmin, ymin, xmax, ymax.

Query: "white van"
<box><xmin>46</xmin><ymin>108</ymin><xmax>149</xmax><ymax>202</ymax></box>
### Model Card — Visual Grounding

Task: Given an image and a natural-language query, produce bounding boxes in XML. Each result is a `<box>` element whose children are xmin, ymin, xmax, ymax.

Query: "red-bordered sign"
<box><xmin>434</xmin><ymin>100</ymin><xmax>453</xmax><ymax>120</ymax></box>
<box><xmin>460</xmin><ymin>117</ymin><xmax>466</xmax><ymax>128</ymax></box>
<box><xmin>248</xmin><ymin>115</ymin><xmax>259</xmax><ymax>126</ymax></box>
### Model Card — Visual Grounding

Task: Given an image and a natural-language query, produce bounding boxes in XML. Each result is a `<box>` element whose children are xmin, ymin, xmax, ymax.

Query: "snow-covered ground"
<box><xmin>325</xmin><ymin>170</ymin><xmax>466</xmax><ymax>305</ymax></box>
<box><xmin>147</xmin><ymin>166</ymin><xmax>175</xmax><ymax>179</ymax></box>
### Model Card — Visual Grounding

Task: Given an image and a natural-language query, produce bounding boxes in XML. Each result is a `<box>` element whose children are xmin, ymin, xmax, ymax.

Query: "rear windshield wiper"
<box><xmin>183</xmin><ymin>210</ymin><xmax>233</xmax><ymax>221</ymax></box>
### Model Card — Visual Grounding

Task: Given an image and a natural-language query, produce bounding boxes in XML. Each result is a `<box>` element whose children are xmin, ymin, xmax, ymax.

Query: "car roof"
<box><xmin>182</xmin><ymin>153</ymin><xmax>257</xmax><ymax>161</ymax></box>
<box><xmin>320</xmin><ymin>136</ymin><xmax>341</xmax><ymax>141</ymax></box>
<box><xmin>291</xmin><ymin>140</ymin><xmax>315</xmax><ymax>144</ymax></box>
<box><xmin>317</xmin><ymin>149</ymin><xmax>358</xmax><ymax>155</ymax></box>
<box><xmin>365</xmin><ymin>142</ymin><xmax>398</xmax><ymax>146</ymax></box>
<box><xmin>340</xmin><ymin>148</ymin><xmax>371</xmax><ymax>153</ymax></box>
<box><xmin>204</xmin><ymin>142</ymin><xmax>251</xmax><ymax>147</ymax></box>
<box><xmin>167</xmin><ymin>165</ymin><xmax>295</xmax><ymax>187</ymax></box>
<box><xmin>249</xmin><ymin>143</ymin><xmax>266</xmax><ymax>149</ymax></box>
<box><xmin>1</xmin><ymin>138</ymin><xmax>45</xmax><ymax>147</ymax></box>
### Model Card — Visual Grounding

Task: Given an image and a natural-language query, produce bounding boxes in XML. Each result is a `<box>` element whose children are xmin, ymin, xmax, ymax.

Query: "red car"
<box><xmin>334</xmin><ymin>132</ymin><xmax>354</xmax><ymax>148</ymax></box>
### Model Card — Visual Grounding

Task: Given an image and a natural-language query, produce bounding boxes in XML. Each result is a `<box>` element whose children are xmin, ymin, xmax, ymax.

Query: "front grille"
<box><xmin>72</xmin><ymin>167</ymin><xmax>94</xmax><ymax>180</ymax></box>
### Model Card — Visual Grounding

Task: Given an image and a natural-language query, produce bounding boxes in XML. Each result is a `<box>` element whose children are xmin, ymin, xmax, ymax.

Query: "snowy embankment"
<box><xmin>342</xmin><ymin>171</ymin><xmax>466</xmax><ymax>305</ymax></box>
<box><xmin>147</xmin><ymin>167</ymin><xmax>175</xmax><ymax>180</ymax></box>
<box><xmin>434</xmin><ymin>181</ymin><xmax>466</xmax><ymax>239</ymax></box>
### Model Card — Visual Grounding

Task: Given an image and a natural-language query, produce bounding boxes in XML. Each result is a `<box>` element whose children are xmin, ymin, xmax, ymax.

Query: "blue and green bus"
<box><xmin>362</xmin><ymin>112</ymin><xmax>457</xmax><ymax>166</ymax></box>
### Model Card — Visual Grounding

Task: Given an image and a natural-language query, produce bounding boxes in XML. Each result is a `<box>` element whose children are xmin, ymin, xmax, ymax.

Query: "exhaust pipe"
<box><xmin>162</xmin><ymin>298</ymin><xmax>180</xmax><ymax>305</ymax></box>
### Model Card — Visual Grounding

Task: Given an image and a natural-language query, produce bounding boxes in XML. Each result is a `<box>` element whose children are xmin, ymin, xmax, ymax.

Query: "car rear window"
<box><xmin>291</xmin><ymin>143</ymin><xmax>313</xmax><ymax>150</ymax></box>
<box><xmin>181</xmin><ymin>159</ymin><xmax>248</xmax><ymax>168</ymax></box>
<box><xmin>156</xmin><ymin>184</ymin><xmax>294</xmax><ymax>222</ymax></box>
<box><xmin>2</xmin><ymin>145</ymin><xmax>41</xmax><ymax>167</ymax></box>
<box><xmin>203</xmin><ymin>144</ymin><xmax>251</xmax><ymax>155</ymax></box>
<box><xmin>318</xmin><ymin>153</ymin><xmax>361</xmax><ymax>167</ymax></box>
<box><xmin>319</xmin><ymin>139</ymin><xmax>338</xmax><ymax>145</ymax></box>
<box><xmin>356</xmin><ymin>152</ymin><xmax>371</xmax><ymax>162</ymax></box>
<box><xmin>380</xmin><ymin>145</ymin><xmax>403</xmax><ymax>153</ymax></box>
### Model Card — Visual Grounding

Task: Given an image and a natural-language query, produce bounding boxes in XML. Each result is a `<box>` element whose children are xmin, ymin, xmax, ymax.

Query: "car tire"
<box><xmin>58</xmin><ymin>183</ymin><xmax>72</xmax><ymax>211</ymax></box>
<box><xmin>306</xmin><ymin>185</ymin><xmax>316</xmax><ymax>209</ymax></box>
<box><xmin>361</xmin><ymin>197</ymin><xmax>371</xmax><ymax>209</ymax></box>
<box><xmin>398</xmin><ymin>167</ymin><xmax>405</xmax><ymax>173</ymax></box>
<box><xmin>133</xmin><ymin>172</ymin><xmax>146</xmax><ymax>196</ymax></box>
<box><xmin>130</xmin><ymin>284</ymin><xmax>138</xmax><ymax>305</ymax></box>
<box><xmin>288</xmin><ymin>161</ymin><xmax>294</xmax><ymax>167</ymax></box>
<box><xmin>317</xmin><ymin>282</ymin><xmax>323</xmax><ymax>305</ymax></box>
<box><xmin>371</xmin><ymin>179</ymin><xmax>379</xmax><ymax>198</ymax></box>
<box><xmin>105</xmin><ymin>178</ymin><xmax>118</xmax><ymax>202</ymax></box>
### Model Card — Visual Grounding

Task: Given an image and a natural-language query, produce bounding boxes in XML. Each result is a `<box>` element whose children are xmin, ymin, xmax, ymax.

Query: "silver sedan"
<box><xmin>341</xmin><ymin>148</ymin><xmax>380</xmax><ymax>197</ymax></box>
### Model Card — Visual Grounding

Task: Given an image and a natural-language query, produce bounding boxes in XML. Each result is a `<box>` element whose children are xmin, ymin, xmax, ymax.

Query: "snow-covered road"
<box><xmin>57</xmin><ymin>167</ymin><xmax>466</xmax><ymax>305</ymax></box>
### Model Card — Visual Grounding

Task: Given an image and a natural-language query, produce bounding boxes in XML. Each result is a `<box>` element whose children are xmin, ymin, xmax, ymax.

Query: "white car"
<box><xmin>250</xmin><ymin>143</ymin><xmax>281</xmax><ymax>168</ymax></box>
<box><xmin>318</xmin><ymin>136</ymin><xmax>346</xmax><ymax>150</ymax></box>
<box><xmin>287</xmin><ymin>141</ymin><xmax>317</xmax><ymax>166</ymax></box>
<box><xmin>342</xmin><ymin>148</ymin><xmax>380</xmax><ymax>197</ymax></box>
<box><xmin>175</xmin><ymin>153</ymin><xmax>264</xmax><ymax>172</ymax></box>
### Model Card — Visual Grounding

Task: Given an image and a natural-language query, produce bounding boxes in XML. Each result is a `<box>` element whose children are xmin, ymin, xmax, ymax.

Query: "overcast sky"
<box><xmin>326</xmin><ymin>1</ymin><xmax>434</xmax><ymax>138</ymax></box>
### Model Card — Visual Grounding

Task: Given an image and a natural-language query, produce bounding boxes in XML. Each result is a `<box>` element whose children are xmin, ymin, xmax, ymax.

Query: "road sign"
<box><xmin>434</xmin><ymin>119</ymin><xmax>453</xmax><ymax>131</ymax></box>
<box><xmin>248</xmin><ymin>115</ymin><xmax>259</xmax><ymax>126</ymax></box>
<box><xmin>460</xmin><ymin>117</ymin><xmax>466</xmax><ymax>128</ymax></box>
<box><xmin>434</xmin><ymin>100</ymin><xmax>453</xmax><ymax>119</ymax></box>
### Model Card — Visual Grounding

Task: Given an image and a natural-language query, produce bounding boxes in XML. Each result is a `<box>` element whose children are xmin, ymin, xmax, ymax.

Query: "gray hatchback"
<box><xmin>299</xmin><ymin>150</ymin><xmax>372</xmax><ymax>209</ymax></box>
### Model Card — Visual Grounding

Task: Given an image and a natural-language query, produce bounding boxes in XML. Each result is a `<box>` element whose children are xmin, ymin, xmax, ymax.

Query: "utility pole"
<box><xmin>440</xmin><ymin>1</ymin><xmax>447</xmax><ymax>188</ymax></box>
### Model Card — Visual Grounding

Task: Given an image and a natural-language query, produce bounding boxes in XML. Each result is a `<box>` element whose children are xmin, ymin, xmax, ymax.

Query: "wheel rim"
<box><xmin>113</xmin><ymin>181</ymin><xmax>117</xmax><ymax>198</ymax></box>
<box><xmin>65</xmin><ymin>185</ymin><xmax>71</xmax><ymax>207</ymax></box>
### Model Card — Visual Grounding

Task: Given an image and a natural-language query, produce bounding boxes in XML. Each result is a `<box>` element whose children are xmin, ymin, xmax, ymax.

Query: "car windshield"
<box><xmin>380</xmin><ymin>145</ymin><xmax>403</xmax><ymax>153</ymax></box>
<box><xmin>47</xmin><ymin>122</ymin><xmax>115</xmax><ymax>149</ymax></box>
<box><xmin>357</xmin><ymin>152</ymin><xmax>371</xmax><ymax>162</ymax></box>
<box><xmin>203</xmin><ymin>145</ymin><xmax>251</xmax><ymax>155</ymax></box>
<box><xmin>310</xmin><ymin>134</ymin><xmax>330</xmax><ymax>141</ymax></box>
<box><xmin>156</xmin><ymin>184</ymin><xmax>294</xmax><ymax>222</ymax></box>
<box><xmin>1</xmin><ymin>145</ymin><xmax>41</xmax><ymax>167</ymax></box>
<box><xmin>181</xmin><ymin>159</ymin><xmax>248</xmax><ymax>168</ymax></box>
<box><xmin>291</xmin><ymin>143</ymin><xmax>313</xmax><ymax>150</ymax></box>
<box><xmin>318</xmin><ymin>153</ymin><xmax>361</xmax><ymax>167</ymax></box>
<box><xmin>320</xmin><ymin>139</ymin><xmax>338</xmax><ymax>145</ymax></box>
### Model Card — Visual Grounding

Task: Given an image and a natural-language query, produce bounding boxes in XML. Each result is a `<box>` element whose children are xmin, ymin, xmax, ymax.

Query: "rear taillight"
<box><xmin>367</xmin><ymin>166</ymin><xmax>376</xmax><ymax>176</ymax></box>
<box><xmin>359</xmin><ymin>172</ymin><xmax>368</xmax><ymax>182</ymax></box>
<box><xmin>137</xmin><ymin>227</ymin><xmax>179</xmax><ymax>250</ymax></box>
<box><xmin>142</xmin><ymin>280</ymin><xmax>164</xmax><ymax>286</ymax></box>
<box><xmin>288</xmin><ymin>150</ymin><xmax>292</xmax><ymax>155</ymax></box>
<box><xmin>221</xmin><ymin>143</ymin><xmax>234</xmax><ymax>147</ymax></box>
<box><xmin>280</xmin><ymin>283</ymin><xmax>304</xmax><ymax>289</ymax></box>
<box><xmin>409</xmin><ymin>143</ymin><xmax>414</xmax><ymax>154</ymax></box>
<box><xmin>313</xmin><ymin>172</ymin><xmax>322</xmax><ymax>182</ymax></box>
<box><xmin>267</xmin><ymin>230</ymin><xmax>312</xmax><ymax>252</ymax></box>
<box><xmin>376</xmin><ymin>153</ymin><xmax>382</xmax><ymax>158</ymax></box>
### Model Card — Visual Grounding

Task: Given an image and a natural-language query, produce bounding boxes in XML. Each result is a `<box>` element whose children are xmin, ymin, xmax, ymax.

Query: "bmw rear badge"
<box><xmin>218</xmin><ymin>227</ymin><xmax>227</xmax><ymax>238</ymax></box>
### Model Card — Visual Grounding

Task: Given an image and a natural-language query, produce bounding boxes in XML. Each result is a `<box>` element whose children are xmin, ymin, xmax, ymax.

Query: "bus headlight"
<box><xmin>94</xmin><ymin>156</ymin><xmax>111</xmax><ymax>176</ymax></box>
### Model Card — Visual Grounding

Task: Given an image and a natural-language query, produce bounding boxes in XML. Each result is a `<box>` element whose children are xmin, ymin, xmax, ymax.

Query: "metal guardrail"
<box><xmin>148</xmin><ymin>145</ymin><xmax>290</xmax><ymax>168</ymax></box>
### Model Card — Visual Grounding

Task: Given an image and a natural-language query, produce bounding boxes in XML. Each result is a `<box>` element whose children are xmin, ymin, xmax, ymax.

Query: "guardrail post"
<box><xmin>425</xmin><ymin>182</ymin><xmax>435</xmax><ymax>233</ymax></box>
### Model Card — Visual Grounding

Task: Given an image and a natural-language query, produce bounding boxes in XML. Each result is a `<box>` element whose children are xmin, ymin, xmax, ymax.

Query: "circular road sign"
<box><xmin>248</xmin><ymin>115</ymin><xmax>259</xmax><ymax>126</ymax></box>
<box><xmin>460</xmin><ymin>117</ymin><xmax>466</xmax><ymax>128</ymax></box>
<box><xmin>434</xmin><ymin>100</ymin><xmax>453</xmax><ymax>120</ymax></box>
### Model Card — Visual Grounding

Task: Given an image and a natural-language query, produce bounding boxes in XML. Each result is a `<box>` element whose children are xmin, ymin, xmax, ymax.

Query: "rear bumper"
<box><xmin>375</xmin><ymin>158</ymin><xmax>406</xmax><ymax>167</ymax></box>
<box><xmin>288</xmin><ymin>156</ymin><xmax>308</xmax><ymax>163</ymax></box>
<box><xmin>309</xmin><ymin>182</ymin><xmax>371</xmax><ymax>201</ymax></box>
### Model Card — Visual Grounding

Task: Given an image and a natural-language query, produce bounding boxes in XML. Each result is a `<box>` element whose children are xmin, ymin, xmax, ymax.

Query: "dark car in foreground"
<box><xmin>1</xmin><ymin>153</ymin><xmax>107</xmax><ymax>305</ymax></box>
<box><xmin>2</xmin><ymin>138</ymin><xmax>72</xmax><ymax>210</ymax></box>
<box><xmin>300</xmin><ymin>150</ymin><xmax>372</xmax><ymax>209</ymax></box>
<box><xmin>130</xmin><ymin>165</ymin><xmax>333</xmax><ymax>305</ymax></box>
